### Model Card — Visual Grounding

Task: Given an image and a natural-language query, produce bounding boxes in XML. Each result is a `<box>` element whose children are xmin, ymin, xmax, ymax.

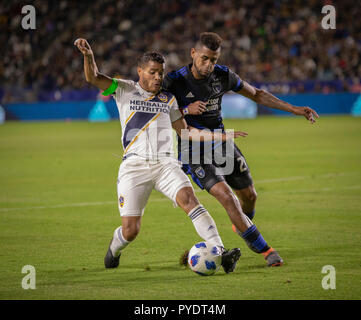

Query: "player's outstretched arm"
<box><xmin>172</xmin><ymin>118</ymin><xmax>247</xmax><ymax>141</ymax></box>
<box><xmin>74</xmin><ymin>38</ymin><xmax>112</xmax><ymax>91</ymax></box>
<box><xmin>237</xmin><ymin>80</ymin><xmax>319</xmax><ymax>124</ymax></box>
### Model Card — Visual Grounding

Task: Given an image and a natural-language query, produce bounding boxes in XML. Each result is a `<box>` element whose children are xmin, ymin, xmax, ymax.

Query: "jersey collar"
<box><xmin>187</xmin><ymin>64</ymin><xmax>214</xmax><ymax>83</ymax></box>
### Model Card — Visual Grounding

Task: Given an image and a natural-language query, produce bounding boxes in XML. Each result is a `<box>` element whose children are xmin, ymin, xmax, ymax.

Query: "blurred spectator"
<box><xmin>1</xmin><ymin>0</ymin><xmax>361</xmax><ymax>102</ymax></box>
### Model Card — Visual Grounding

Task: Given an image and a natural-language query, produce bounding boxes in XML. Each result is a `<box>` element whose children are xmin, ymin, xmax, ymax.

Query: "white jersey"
<box><xmin>113</xmin><ymin>79</ymin><xmax>182</xmax><ymax>160</ymax></box>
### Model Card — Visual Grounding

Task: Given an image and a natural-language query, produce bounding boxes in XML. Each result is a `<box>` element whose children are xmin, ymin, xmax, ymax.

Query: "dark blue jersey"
<box><xmin>163</xmin><ymin>63</ymin><xmax>244</xmax><ymax>161</ymax></box>
<box><xmin>163</xmin><ymin>63</ymin><xmax>244</xmax><ymax>131</ymax></box>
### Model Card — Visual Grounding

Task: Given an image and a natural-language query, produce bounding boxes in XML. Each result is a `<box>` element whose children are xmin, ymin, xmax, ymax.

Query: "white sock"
<box><xmin>110</xmin><ymin>226</ymin><xmax>130</xmax><ymax>257</ymax></box>
<box><xmin>188</xmin><ymin>205</ymin><xmax>224</xmax><ymax>250</ymax></box>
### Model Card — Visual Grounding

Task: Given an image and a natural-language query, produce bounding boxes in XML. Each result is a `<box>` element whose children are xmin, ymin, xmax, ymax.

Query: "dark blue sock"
<box><xmin>241</xmin><ymin>225</ymin><xmax>270</xmax><ymax>253</ymax></box>
<box><xmin>245</xmin><ymin>210</ymin><xmax>255</xmax><ymax>220</ymax></box>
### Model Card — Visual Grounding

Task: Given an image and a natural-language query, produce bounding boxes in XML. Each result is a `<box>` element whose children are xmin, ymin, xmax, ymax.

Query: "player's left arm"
<box><xmin>236</xmin><ymin>80</ymin><xmax>319</xmax><ymax>124</ymax></box>
<box><xmin>171</xmin><ymin>118</ymin><xmax>247</xmax><ymax>141</ymax></box>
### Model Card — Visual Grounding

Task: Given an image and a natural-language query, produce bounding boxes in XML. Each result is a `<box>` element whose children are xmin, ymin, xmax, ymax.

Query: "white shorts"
<box><xmin>116</xmin><ymin>156</ymin><xmax>192</xmax><ymax>217</ymax></box>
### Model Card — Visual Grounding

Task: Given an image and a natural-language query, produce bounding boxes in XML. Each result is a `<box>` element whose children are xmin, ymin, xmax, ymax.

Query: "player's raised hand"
<box><xmin>74</xmin><ymin>38</ymin><xmax>93</xmax><ymax>57</ymax></box>
<box><xmin>292</xmin><ymin>106</ymin><xmax>319</xmax><ymax>124</ymax></box>
<box><xmin>187</xmin><ymin>101</ymin><xmax>208</xmax><ymax>115</ymax></box>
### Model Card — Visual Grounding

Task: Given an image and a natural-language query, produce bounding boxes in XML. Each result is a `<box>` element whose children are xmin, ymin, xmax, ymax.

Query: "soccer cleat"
<box><xmin>262</xmin><ymin>247</ymin><xmax>283</xmax><ymax>267</ymax></box>
<box><xmin>104</xmin><ymin>238</ymin><xmax>121</xmax><ymax>268</ymax></box>
<box><xmin>221</xmin><ymin>248</ymin><xmax>241</xmax><ymax>273</ymax></box>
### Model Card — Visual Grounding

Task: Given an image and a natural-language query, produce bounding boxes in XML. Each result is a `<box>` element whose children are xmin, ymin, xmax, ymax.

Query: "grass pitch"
<box><xmin>0</xmin><ymin>115</ymin><xmax>360</xmax><ymax>300</ymax></box>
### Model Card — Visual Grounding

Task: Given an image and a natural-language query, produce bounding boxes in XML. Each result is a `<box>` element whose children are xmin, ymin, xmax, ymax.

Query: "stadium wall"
<box><xmin>2</xmin><ymin>93</ymin><xmax>360</xmax><ymax>121</ymax></box>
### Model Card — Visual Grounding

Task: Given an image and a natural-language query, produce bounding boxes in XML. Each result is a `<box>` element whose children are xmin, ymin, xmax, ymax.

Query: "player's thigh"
<box><xmin>154</xmin><ymin>158</ymin><xmax>192</xmax><ymax>205</ymax></box>
<box><xmin>184</xmin><ymin>162</ymin><xmax>225</xmax><ymax>192</ymax></box>
<box><xmin>117</xmin><ymin>161</ymin><xmax>153</xmax><ymax>217</ymax></box>
<box><xmin>223</xmin><ymin>144</ymin><xmax>254</xmax><ymax>190</ymax></box>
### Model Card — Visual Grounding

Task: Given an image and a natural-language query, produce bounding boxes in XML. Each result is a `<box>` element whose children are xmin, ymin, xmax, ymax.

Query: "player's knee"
<box><xmin>176</xmin><ymin>187</ymin><xmax>199</xmax><ymax>212</ymax></box>
<box><xmin>247</xmin><ymin>188</ymin><xmax>257</xmax><ymax>204</ymax></box>
<box><xmin>238</xmin><ymin>186</ymin><xmax>257</xmax><ymax>205</ymax></box>
<box><xmin>121</xmin><ymin>223</ymin><xmax>140</xmax><ymax>241</ymax></box>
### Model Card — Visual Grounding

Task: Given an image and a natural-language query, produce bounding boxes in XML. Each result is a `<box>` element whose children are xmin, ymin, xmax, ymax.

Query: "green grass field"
<box><xmin>0</xmin><ymin>115</ymin><xmax>360</xmax><ymax>300</ymax></box>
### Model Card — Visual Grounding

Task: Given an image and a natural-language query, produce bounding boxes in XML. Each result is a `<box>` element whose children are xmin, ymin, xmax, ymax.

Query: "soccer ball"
<box><xmin>187</xmin><ymin>241</ymin><xmax>222</xmax><ymax>276</ymax></box>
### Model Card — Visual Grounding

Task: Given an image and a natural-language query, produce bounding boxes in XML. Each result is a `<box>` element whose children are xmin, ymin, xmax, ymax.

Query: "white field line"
<box><xmin>255</xmin><ymin>171</ymin><xmax>359</xmax><ymax>184</ymax></box>
<box><xmin>260</xmin><ymin>184</ymin><xmax>361</xmax><ymax>195</ymax></box>
<box><xmin>0</xmin><ymin>201</ymin><xmax>115</xmax><ymax>212</ymax></box>
<box><xmin>1</xmin><ymin>172</ymin><xmax>360</xmax><ymax>212</ymax></box>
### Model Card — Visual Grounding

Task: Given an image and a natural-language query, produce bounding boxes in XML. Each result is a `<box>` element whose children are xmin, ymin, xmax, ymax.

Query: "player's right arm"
<box><xmin>74</xmin><ymin>38</ymin><xmax>112</xmax><ymax>91</ymax></box>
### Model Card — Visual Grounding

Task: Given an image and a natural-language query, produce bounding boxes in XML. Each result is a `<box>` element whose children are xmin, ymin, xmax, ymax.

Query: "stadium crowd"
<box><xmin>1</xmin><ymin>0</ymin><xmax>361</xmax><ymax>102</ymax></box>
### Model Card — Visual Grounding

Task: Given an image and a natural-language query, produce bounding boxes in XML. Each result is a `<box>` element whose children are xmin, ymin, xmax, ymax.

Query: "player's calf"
<box><xmin>234</xmin><ymin>186</ymin><xmax>257</xmax><ymax>220</ymax></box>
<box><xmin>104</xmin><ymin>226</ymin><xmax>131</xmax><ymax>269</ymax></box>
<box><xmin>232</xmin><ymin>224</ymin><xmax>284</xmax><ymax>267</ymax></box>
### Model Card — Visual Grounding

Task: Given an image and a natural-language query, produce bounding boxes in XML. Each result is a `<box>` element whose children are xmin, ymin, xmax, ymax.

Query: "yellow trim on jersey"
<box><xmin>145</xmin><ymin>94</ymin><xmax>155</xmax><ymax>101</ymax></box>
<box><xmin>169</xmin><ymin>96</ymin><xmax>176</xmax><ymax>106</ymax></box>
<box><xmin>125</xmin><ymin>111</ymin><xmax>136</xmax><ymax>124</ymax></box>
<box><xmin>124</xmin><ymin>113</ymin><xmax>161</xmax><ymax>154</ymax></box>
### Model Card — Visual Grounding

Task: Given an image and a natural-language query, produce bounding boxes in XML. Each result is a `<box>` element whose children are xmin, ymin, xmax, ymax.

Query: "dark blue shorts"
<box><xmin>180</xmin><ymin>141</ymin><xmax>254</xmax><ymax>192</ymax></box>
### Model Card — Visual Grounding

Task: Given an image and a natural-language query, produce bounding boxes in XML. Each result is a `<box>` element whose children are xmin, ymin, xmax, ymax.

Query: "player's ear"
<box><xmin>191</xmin><ymin>48</ymin><xmax>196</xmax><ymax>60</ymax></box>
<box><xmin>137</xmin><ymin>66</ymin><xmax>143</xmax><ymax>78</ymax></box>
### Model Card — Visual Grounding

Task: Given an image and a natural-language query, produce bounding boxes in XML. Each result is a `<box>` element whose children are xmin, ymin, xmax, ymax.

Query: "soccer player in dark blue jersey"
<box><xmin>164</xmin><ymin>32</ymin><xmax>319</xmax><ymax>267</ymax></box>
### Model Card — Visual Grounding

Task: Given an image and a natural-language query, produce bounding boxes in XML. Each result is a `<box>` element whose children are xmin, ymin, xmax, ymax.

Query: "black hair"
<box><xmin>137</xmin><ymin>51</ymin><xmax>165</xmax><ymax>67</ymax></box>
<box><xmin>196</xmin><ymin>32</ymin><xmax>223</xmax><ymax>51</ymax></box>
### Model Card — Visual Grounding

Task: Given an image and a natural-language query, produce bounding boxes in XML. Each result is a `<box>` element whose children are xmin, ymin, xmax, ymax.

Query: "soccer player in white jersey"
<box><xmin>74</xmin><ymin>38</ymin><xmax>248</xmax><ymax>273</ymax></box>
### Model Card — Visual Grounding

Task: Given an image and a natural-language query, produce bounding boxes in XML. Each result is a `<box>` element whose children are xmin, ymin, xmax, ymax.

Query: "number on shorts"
<box><xmin>237</xmin><ymin>156</ymin><xmax>248</xmax><ymax>173</ymax></box>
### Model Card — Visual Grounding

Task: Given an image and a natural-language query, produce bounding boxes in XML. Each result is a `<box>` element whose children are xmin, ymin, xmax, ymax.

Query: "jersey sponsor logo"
<box><xmin>129</xmin><ymin>100</ymin><xmax>170</xmax><ymax>114</ymax></box>
<box><xmin>206</xmin><ymin>97</ymin><xmax>220</xmax><ymax>111</ymax></box>
<box><xmin>195</xmin><ymin>166</ymin><xmax>205</xmax><ymax>179</ymax></box>
<box><xmin>119</xmin><ymin>195</ymin><xmax>125</xmax><ymax>208</ymax></box>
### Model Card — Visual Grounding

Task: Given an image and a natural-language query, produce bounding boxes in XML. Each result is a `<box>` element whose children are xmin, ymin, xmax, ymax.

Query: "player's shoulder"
<box><xmin>112</xmin><ymin>78</ymin><xmax>137</xmax><ymax>94</ymax></box>
<box><xmin>166</xmin><ymin>65</ymin><xmax>189</xmax><ymax>80</ymax></box>
<box><xmin>115</xmin><ymin>78</ymin><xmax>136</xmax><ymax>87</ymax></box>
<box><xmin>214</xmin><ymin>64</ymin><xmax>231</xmax><ymax>74</ymax></box>
<box><xmin>158</xmin><ymin>89</ymin><xmax>176</xmax><ymax>103</ymax></box>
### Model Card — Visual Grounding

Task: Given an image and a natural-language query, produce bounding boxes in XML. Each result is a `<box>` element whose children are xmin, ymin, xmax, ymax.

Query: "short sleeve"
<box><xmin>228</xmin><ymin>69</ymin><xmax>244</xmax><ymax>92</ymax></box>
<box><xmin>169</xmin><ymin>96</ymin><xmax>182</xmax><ymax>122</ymax></box>
<box><xmin>113</xmin><ymin>79</ymin><xmax>134</xmax><ymax>102</ymax></box>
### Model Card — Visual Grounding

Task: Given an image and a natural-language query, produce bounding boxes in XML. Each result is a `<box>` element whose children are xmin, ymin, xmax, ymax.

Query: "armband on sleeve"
<box><xmin>102</xmin><ymin>78</ymin><xmax>118</xmax><ymax>96</ymax></box>
<box><xmin>182</xmin><ymin>105</ymin><xmax>189</xmax><ymax>115</ymax></box>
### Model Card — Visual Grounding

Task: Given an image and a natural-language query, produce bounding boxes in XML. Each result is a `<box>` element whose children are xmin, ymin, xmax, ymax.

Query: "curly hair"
<box><xmin>196</xmin><ymin>32</ymin><xmax>223</xmax><ymax>51</ymax></box>
<box><xmin>137</xmin><ymin>51</ymin><xmax>165</xmax><ymax>67</ymax></box>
